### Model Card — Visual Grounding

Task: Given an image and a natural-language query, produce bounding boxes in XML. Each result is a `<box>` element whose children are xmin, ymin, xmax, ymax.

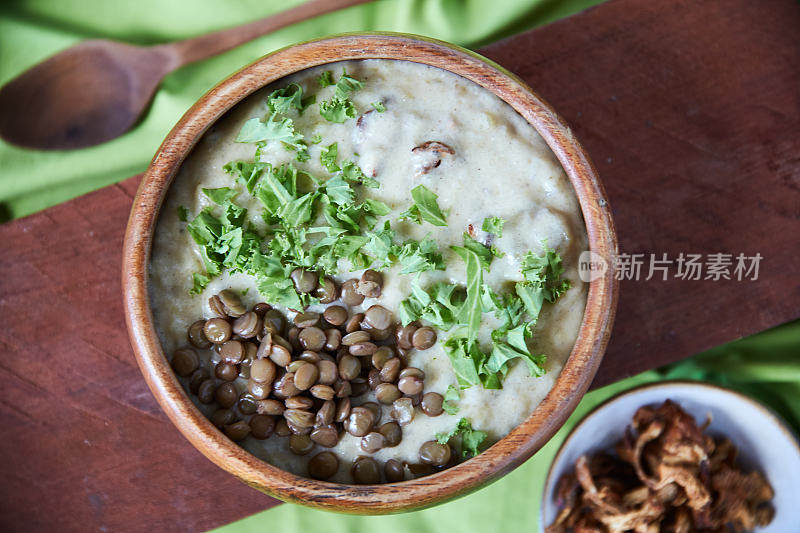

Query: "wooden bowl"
<box><xmin>122</xmin><ymin>33</ymin><xmax>618</xmax><ymax>514</ymax></box>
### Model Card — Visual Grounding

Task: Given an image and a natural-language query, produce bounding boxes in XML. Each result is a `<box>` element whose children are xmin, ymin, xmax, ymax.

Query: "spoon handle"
<box><xmin>161</xmin><ymin>0</ymin><xmax>374</xmax><ymax>68</ymax></box>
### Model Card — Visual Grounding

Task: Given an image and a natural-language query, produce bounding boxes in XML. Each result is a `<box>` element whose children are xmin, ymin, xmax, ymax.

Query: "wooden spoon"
<box><xmin>0</xmin><ymin>0</ymin><xmax>371</xmax><ymax>150</ymax></box>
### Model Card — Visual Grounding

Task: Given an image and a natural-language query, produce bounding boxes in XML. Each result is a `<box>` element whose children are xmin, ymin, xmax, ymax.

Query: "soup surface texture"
<box><xmin>150</xmin><ymin>59</ymin><xmax>588</xmax><ymax>483</ymax></box>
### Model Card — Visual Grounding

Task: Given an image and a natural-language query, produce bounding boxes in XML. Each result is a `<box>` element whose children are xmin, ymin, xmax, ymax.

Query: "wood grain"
<box><xmin>122</xmin><ymin>34</ymin><xmax>617</xmax><ymax>514</ymax></box>
<box><xmin>1</xmin><ymin>0</ymin><xmax>798</xmax><ymax>530</ymax></box>
<box><xmin>0</xmin><ymin>179</ymin><xmax>278</xmax><ymax>532</ymax></box>
<box><xmin>478</xmin><ymin>0</ymin><xmax>800</xmax><ymax>386</ymax></box>
<box><xmin>0</xmin><ymin>0</ymin><xmax>372</xmax><ymax>150</ymax></box>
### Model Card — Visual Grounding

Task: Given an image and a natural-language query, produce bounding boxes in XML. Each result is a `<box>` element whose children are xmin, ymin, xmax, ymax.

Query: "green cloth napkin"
<box><xmin>216</xmin><ymin>320</ymin><xmax>800</xmax><ymax>532</ymax></box>
<box><xmin>0</xmin><ymin>0</ymin><xmax>603</xmax><ymax>222</ymax></box>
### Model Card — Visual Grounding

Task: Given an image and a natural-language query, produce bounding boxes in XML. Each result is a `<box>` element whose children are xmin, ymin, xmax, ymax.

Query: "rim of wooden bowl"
<box><xmin>122</xmin><ymin>32</ymin><xmax>618</xmax><ymax>514</ymax></box>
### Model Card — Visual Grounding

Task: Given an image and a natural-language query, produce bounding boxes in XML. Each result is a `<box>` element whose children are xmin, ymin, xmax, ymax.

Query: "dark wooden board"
<box><xmin>1</xmin><ymin>0</ymin><xmax>798</xmax><ymax>530</ymax></box>
<box><xmin>480</xmin><ymin>0</ymin><xmax>800</xmax><ymax>386</ymax></box>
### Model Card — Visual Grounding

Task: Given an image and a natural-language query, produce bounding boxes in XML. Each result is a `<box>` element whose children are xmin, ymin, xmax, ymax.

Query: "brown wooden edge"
<box><xmin>121</xmin><ymin>32</ymin><xmax>618</xmax><ymax>514</ymax></box>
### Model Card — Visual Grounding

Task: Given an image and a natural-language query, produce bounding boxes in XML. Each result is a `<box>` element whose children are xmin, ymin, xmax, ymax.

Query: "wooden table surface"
<box><xmin>1</xmin><ymin>0</ymin><xmax>798</xmax><ymax>531</ymax></box>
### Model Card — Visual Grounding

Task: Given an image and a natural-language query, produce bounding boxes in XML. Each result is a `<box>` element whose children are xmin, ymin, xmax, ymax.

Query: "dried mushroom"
<box><xmin>411</xmin><ymin>140</ymin><xmax>455</xmax><ymax>176</ymax></box>
<box><xmin>547</xmin><ymin>400</ymin><xmax>775</xmax><ymax>533</ymax></box>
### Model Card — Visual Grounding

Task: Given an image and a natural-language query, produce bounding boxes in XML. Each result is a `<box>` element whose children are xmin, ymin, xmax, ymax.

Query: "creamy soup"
<box><xmin>150</xmin><ymin>59</ymin><xmax>588</xmax><ymax>483</ymax></box>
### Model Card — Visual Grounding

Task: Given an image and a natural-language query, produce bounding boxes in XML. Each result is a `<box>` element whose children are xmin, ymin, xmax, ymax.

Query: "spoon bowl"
<box><xmin>0</xmin><ymin>41</ymin><xmax>172</xmax><ymax>149</ymax></box>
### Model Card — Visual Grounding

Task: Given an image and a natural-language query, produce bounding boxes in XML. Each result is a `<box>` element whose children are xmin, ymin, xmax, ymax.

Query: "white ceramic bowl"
<box><xmin>540</xmin><ymin>380</ymin><xmax>800</xmax><ymax>532</ymax></box>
